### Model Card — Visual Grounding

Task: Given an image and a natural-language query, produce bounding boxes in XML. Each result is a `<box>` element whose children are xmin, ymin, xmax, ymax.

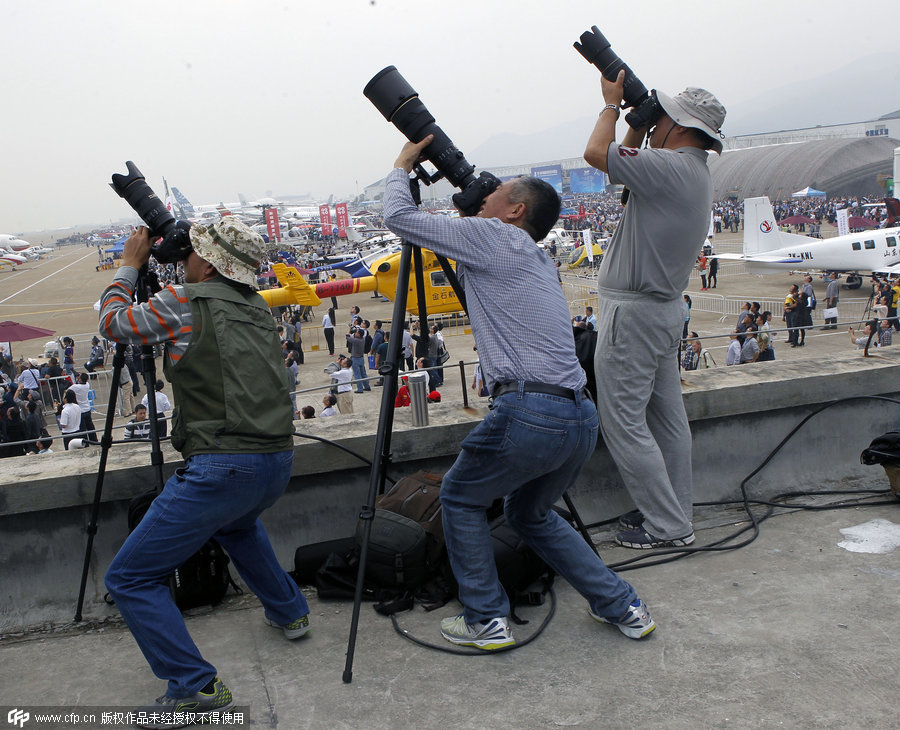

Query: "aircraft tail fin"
<box><xmin>742</xmin><ymin>197</ymin><xmax>782</xmax><ymax>255</ymax></box>
<box><xmin>884</xmin><ymin>197</ymin><xmax>900</xmax><ymax>227</ymax></box>
<box><xmin>238</xmin><ymin>193</ymin><xmax>248</xmax><ymax>207</ymax></box>
<box><xmin>743</xmin><ymin>196</ymin><xmax>812</xmax><ymax>255</ymax></box>
<box><xmin>258</xmin><ymin>263</ymin><xmax>322</xmax><ymax>309</ymax></box>
<box><xmin>171</xmin><ymin>187</ymin><xmax>195</xmax><ymax>215</ymax></box>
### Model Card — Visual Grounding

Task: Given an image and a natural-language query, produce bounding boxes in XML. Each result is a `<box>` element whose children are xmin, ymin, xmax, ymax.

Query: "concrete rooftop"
<box><xmin>2</xmin><ymin>497</ymin><xmax>898</xmax><ymax>729</ymax></box>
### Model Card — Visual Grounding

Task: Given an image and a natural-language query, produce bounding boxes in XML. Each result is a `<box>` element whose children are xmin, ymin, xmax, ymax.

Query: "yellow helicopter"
<box><xmin>258</xmin><ymin>248</ymin><xmax>463</xmax><ymax>315</ymax></box>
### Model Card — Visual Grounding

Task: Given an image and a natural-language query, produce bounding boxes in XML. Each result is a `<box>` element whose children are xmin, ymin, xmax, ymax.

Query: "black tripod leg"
<box><xmin>74</xmin><ymin>343</ymin><xmax>127</xmax><ymax>621</ymax></box>
<box><xmin>343</xmin><ymin>242</ymin><xmax>414</xmax><ymax>684</ymax></box>
<box><xmin>139</xmin><ymin>344</ymin><xmax>166</xmax><ymax>492</ymax></box>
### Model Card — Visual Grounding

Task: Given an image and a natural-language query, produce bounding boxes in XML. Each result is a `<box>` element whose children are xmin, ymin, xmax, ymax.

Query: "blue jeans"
<box><xmin>440</xmin><ymin>387</ymin><xmax>636</xmax><ymax>623</ymax></box>
<box><xmin>425</xmin><ymin>357</ymin><xmax>443</xmax><ymax>387</ymax></box>
<box><xmin>351</xmin><ymin>356</ymin><xmax>370</xmax><ymax>392</ymax></box>
<box><xmin>105</xmin><ymin>451</ymin><xmax>308</xmax><ymax>698</ymax></box>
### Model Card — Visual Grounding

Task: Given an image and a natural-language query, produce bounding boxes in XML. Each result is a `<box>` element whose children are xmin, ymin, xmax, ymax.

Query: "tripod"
<box><xmin>74</xmin><ymin>267</ymin><xmax>168</xmax><ymax>622</ymax></box>
<box><xmin>341</xmin><ymin>236</ymin><xmax>598</xmax><ymax>683</ymax></box>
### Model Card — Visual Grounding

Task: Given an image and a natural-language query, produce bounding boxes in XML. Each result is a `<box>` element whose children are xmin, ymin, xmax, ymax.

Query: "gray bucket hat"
<box><xmin>656</xmin><ymin>87</ymin><xmax>726</xmax><ymax>154</ymax></box>
<box><xmin>189</xmin><ymin>217</ymin><xmax>265</xmax><ymax>289</ymax></box>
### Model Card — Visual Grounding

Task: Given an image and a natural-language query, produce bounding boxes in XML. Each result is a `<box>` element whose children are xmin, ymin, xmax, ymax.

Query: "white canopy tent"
<box><xmin>791</xmin><ymin>186</ymin><xmax>826</xmax><ymax>198</ymax></box>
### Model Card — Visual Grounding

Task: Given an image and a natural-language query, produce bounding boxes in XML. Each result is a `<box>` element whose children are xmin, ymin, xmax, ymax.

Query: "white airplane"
<box><xmin>0</xmin><ymin>250</ymin><xmax>28</xmax><ymax>269</ymax></box>
<box><xmin>0</xmin><ymin>234</ymin><xmax>52</xmax><ymax>260</ymax></box>
<box><xmin>0</xmin><ymin>233</ymin><xmax>34</xmax><ymax>252</ymax></box>
<box><xmin>713</xmin><ymin>197</ymin><xmax>900</xmax><ymax>288</ymax></box>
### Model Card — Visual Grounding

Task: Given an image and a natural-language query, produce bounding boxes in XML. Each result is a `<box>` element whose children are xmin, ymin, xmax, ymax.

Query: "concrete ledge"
<box><xmin>2</xmin><ymin>347</ymin><xmax>899</xmax><ymax>632</ymax></box>
<box><xmin>680</xmin><ymin>344</ymin><xmax>900</xmax><ymax>419</ymax></box>
<box><xmin>0</xmin><ymin>404</ymin><xmax>487</xmax><ymax>517</ymax></box>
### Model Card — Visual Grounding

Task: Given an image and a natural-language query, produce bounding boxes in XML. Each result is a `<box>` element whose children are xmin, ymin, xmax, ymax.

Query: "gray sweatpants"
<box><xmin>593</xmin><ymin>287</ymin><xmax>693</xmax><ymax>539</ymax></box>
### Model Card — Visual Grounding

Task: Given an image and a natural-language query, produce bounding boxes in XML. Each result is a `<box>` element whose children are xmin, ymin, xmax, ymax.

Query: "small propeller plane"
<box><xmin>713</xmin><ymin>197</ymin><xmax>900</xmax><ymax>288</ymax></box>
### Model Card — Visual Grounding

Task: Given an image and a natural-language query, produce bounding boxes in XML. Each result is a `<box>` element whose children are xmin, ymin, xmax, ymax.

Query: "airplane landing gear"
<box><xmin>845</xmin><ymin>274</ymin><xmax>863</xmax><ymax>289</ymax></box>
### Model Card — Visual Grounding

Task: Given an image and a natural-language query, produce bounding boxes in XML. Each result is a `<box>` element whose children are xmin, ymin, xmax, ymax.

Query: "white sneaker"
<box><xmin>440</xmin><ymin>614</ymin><xmax>515</xmax><ymax>650</ymax></box>
<box><xmin>589</xmin><ymin>599</ymin><xmax>656</xmax><ymax>639</ymax></box>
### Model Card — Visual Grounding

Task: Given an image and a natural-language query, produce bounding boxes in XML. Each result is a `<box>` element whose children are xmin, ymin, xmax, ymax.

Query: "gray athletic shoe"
<box><xmin>615</xmin><ymin>527</ymin><xmax>695</xmax><ymax>549</ymax></box>
<box><xmin>589</xmin><ymin>599</ymin><xmax>657</xmax><ymax>640</ymax></box>
<box><xmin>440</xmin><ymin>614</ymin><xmax>515</xmax><ymax>650</ymax></box>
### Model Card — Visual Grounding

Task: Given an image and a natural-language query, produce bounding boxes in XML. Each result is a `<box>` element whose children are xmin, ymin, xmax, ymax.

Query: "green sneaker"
<box><xmin>266</xmin><ymin>613</ymin><xmax>311</xmax><ymax>640</ymax></box>
<box><xmin>134</xmin><ymin>677</ymin><xmax>234</xmax><ymax>728</ymax></box>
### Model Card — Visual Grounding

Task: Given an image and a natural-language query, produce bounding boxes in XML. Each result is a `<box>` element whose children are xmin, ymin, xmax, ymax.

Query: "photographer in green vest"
<box><xmin>101</xmin><ymin>217</ymin><xmax>308</xmax><ymax>722</ymax></box>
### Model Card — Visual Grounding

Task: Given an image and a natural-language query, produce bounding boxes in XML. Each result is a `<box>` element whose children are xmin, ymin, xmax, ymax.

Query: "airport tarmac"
<box><xmin>0</xmin><ymin>227</ymin><xmax>883</xmax><ymax>437</ymax></box>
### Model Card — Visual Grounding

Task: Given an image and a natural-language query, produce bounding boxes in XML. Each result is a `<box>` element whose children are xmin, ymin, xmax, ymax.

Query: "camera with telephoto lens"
<box><xmin>110</xmin><ymin>161</ymin><xmax>193</xmax><ymax>264</ymax></box>
<box><xmin>364</xmin><ymin>66</ymin><xmax>500</xmax><ymax>217</ymax></box>
<box><xmin>574</xmin><ymin>26</ymin><xmax>664</xmax><ymax>131</ymax></box>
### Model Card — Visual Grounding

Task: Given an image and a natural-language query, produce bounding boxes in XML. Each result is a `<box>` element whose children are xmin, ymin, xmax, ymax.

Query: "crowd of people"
<box><xmin>0</xmin><ymin>343</ymin><xmax>117</xmax><ymax>455</ymax></box>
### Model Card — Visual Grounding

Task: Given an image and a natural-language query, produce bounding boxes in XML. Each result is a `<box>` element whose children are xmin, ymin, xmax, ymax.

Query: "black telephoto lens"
<box><xmin>110</xmin><ymin>162</ymin><xmax>176</xmax><ymax>239</ymax></box>
<box><xmin>110</xmin><ymin>162</ymin><xmax>193</xmax><ymax>263</ymax></box>
<box><xmin>574</xmin><ymin>26</ymin><xmax>650</xmax><ymax>109</ymax></box>
<box><xmin>364</xmin><ymin>66</ymin><xmax>500</xmax><ymax>215</ymax></box>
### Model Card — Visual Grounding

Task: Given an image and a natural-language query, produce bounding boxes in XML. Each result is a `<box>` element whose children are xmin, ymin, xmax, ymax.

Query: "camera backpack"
<box><xmin>373</xmin><ymin>470</ymin><xmax>446</xmax><ymax>567</ymax></box>
<box><xmin>860</xmin><ymin>431</ymin><xmax>900</xmax><ymax>498</ymax></box>
<box><xmin>359</xmin><ymin>470</ymin><xmax>454</xmax><ymax>610</ymax></box>
<box><xmin>124</xmin><ymin>490</ymin><xmax>240</xmax><ymax>611</ymax></box>
<box><xmin>356</xmin><ymin>509</ymin><xmax>429</xmax><ymax>591</ymax></box>
<box><xmin>292</xmin><ymin>471</ymin><xmax>561</xmax><ymax>617</ymax></box>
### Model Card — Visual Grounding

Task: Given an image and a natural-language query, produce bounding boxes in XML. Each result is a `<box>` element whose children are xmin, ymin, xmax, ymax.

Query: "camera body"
<box><xmin>574</xmin><ymin>26</ymin><xmax>664</xmax><ymax>132</ymax></box>
<box><xmin>364</xmin><ymin>66</ymin><xmax>500</xmax><ymax>217</ymax></box>
<box><xmin>110</xmin><ymin>161</ymin><xmax>193</xmax><ymax>264</ymax></box>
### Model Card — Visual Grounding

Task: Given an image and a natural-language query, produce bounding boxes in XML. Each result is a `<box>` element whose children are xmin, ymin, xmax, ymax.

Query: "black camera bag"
<box><xmin>356</xmin><ymin>509</ymin><xmax>429</xmax><ymax>591</ymax></box>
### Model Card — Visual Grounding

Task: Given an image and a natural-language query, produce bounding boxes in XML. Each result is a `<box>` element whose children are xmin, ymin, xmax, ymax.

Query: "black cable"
<box><xmin>381</xmin><ymin>394</ymin><xmax>899</xmax><ymax>652</ymax></box>
<box><xmin>291</xmin><ymin>430</ymin><xmax>396</xmax><ymax>487</ymax></box>
<box><xmin>389</xmin><ymin>587</ymin><xmax>557</xmax><ymax>655</ymax></box>
<box><xmin>603</xmin><ymin>395</ymin><xmax>900</xmax><ymax>571</ymax></box>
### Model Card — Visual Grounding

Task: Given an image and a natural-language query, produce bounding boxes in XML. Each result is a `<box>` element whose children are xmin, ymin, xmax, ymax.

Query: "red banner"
<box><xmin>335</xmin><ymin>202</ymin><xmax>349</xmax><ymax>239</ymax></box>
<box><xmin>319</xmin><ymin>204</ymin><xmax>332</xmax><ymax>236</ymax></box>
<box><xmin>264</xmin><ymin>208</ymin><xmax>281</xmax><ymax>242</ymax></box>
<box><xmin>579</xmin><ymin>203</ymin><xmax>586</xmax><ymax>218</ymax></box>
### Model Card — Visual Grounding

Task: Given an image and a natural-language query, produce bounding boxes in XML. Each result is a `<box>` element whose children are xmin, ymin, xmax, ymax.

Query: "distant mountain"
<box><xmin>469</xmin><ymin>53</ymin><xmax>900</xmax><ymax>167</ymax></box>
<box><xmin>724</xmin><ymin>52</ymin><xmax>900</xmax><ymax>135</ymax></box>
<box><xmin>469</xmin><ymin>117</ymin><xmax>595</xmax><ymax>168</ymax></box>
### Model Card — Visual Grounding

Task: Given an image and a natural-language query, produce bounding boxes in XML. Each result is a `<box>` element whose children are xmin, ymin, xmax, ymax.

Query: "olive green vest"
<box><xmin>164</xmin><ymin>278</ymin><xmax>294</xmax><ymax>458</ymax></box>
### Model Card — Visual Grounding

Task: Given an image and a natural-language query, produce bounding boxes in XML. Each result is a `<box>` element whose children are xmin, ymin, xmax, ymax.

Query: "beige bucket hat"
<box><xmin>656</xmin><ymin>87</ymin><xmax>726</xmax><ymax>154</ymax></box>
<box><xmin>189</xmin><ymin>217</ymin><xmax>265</xmax><ymax>289</ymax></box>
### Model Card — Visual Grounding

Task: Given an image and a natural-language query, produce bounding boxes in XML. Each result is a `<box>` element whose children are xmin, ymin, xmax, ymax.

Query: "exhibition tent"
<box><xmin>791</xmin><ymin>186</ymin><xmax>826</xmax><ymax>198</ymax></box>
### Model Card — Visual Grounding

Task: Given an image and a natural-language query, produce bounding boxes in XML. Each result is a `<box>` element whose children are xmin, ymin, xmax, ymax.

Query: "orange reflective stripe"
<box><xmin>126</xmin><ymin>309</ymin><xmax>148</xmax><ymax>345</ymax></box>
<box><xmin>147</xmin><ymin>300</ymin><xmax>175</xmax><ymax>341</ymax></box>
<box><xmin>166</xmin><ymin>285</ymin><xmax>187</xmax><ymax>303</ymax></box>
<box><xmin>102</xmin><ymin>311</ymin><xmax>118</xmax><ymax>340</ymax></box>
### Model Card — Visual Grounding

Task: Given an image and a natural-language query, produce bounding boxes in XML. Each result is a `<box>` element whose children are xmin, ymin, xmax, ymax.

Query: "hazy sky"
<box><xmin>2</xmin><ymin>0</ymin><xmax>894</xmax><ymax>233</ymax></box>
